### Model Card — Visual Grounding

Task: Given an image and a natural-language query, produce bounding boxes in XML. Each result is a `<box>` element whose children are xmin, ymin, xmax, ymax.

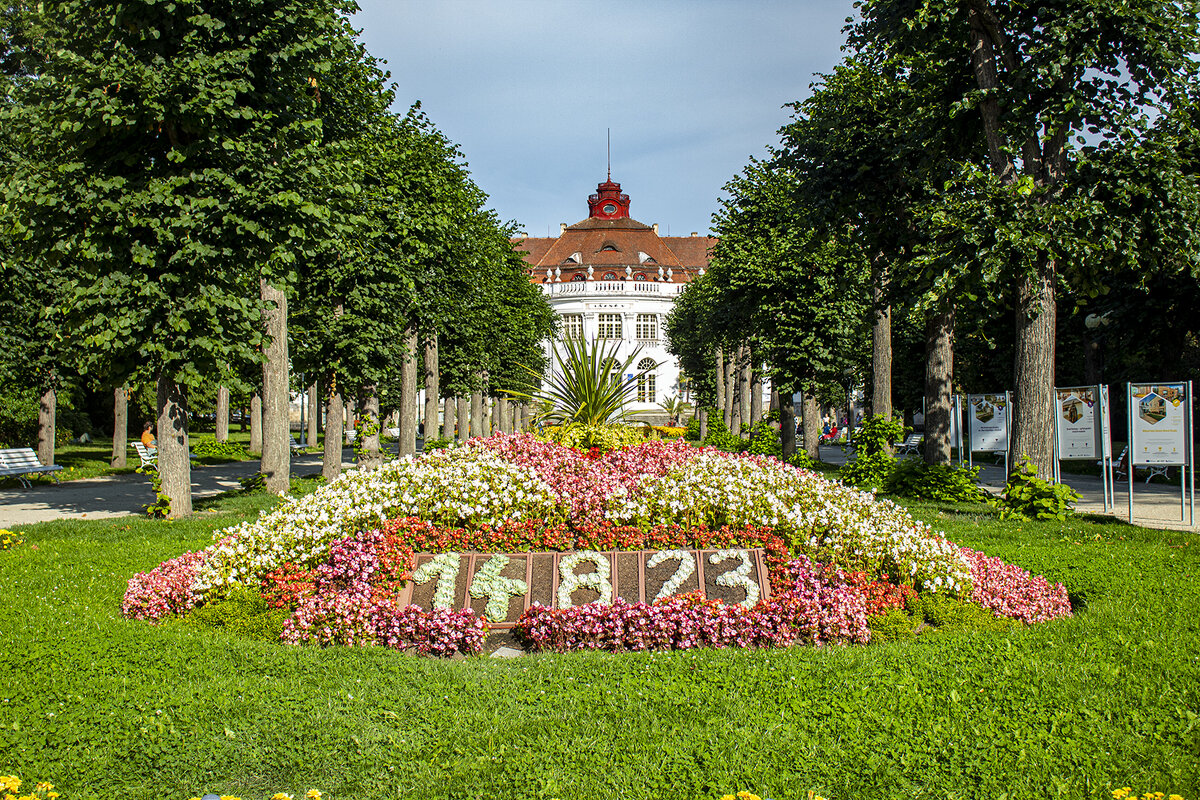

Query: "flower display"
<box><xmin>959</xmin><ymin>547</ymin><xmax>1072</xmax><ymax>624</ymax></box>
<box><xmin>123</xmin><ymin>433</ymin><xmax>1071</xmax><ymax>655</ymax></box>
<box><xmin>516</xmin><ymin>556</ymin><xmax>869</xmax><ymax>652</ymax></box>
<box><xmin>607</xmin><ymin>451</ymin><xmax>973</xmax><ymax>594</ymax></box>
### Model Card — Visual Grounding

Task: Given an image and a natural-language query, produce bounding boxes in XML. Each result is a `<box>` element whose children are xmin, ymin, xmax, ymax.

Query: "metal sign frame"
<box><xmin>1051</xmin><ymin>384</ymin><xmax>1114</xmax><ymax>510</ymax></box>
<box><xmin>967</xmin><ymin>391</ymin><xmax>1011</xmax><ymax>475</ymax></box>
<box><xmin>1125</xmin><ymin>381</ymin><xmax>1194</xmax><ymax>525</ymax></box>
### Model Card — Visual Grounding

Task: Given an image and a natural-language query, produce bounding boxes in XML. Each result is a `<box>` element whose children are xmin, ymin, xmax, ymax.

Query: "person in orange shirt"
<box><xmin>140</xmin><ymin>421</ymin><xmax>156</xmax><ymax>451</ymax></box>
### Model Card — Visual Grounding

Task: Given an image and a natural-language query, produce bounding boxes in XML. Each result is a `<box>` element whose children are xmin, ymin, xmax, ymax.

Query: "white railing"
<box><xmin>541</xmin><ymin>280</ymin><xmax>683</xmax><ymax>298</ymax></box>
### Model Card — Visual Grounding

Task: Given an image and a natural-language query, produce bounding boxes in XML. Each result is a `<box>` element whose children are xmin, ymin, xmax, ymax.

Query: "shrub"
<box><xmin>787</xmin><ymin>451</ymin><xmax>819</xmax><ymax>471</ymax></box>
<box><xmin>0</xmin><ymin>529</ymin><xmax>22</xmax><ymax>550</ymax></box>
<box><xmin>191</xmin><ymin>437</ymin><xmax>248</xmax><ymax>459</ymax></box>
<box><xmin>423</xmin><ymin>436</ymin><xmax>453</xmax><ymax>452</ymax></box>
<box><xmin>702</xmin><ymin>408</ymin><xmax>743</xmax><ymax>451</ymax></box>
<box><xmin>867</xmin><ymin>608</ymin><xmax>919</xmax><ymax>644</ymax></box>
<box><xmin>0</xmin><ymin>387</ymin><xmax>40</xmax><ymax>448</ymax></box>
<box><xmin>746</xmin><ymin>420</ymin><xmax>782</xmax><ymax>458</ymax></box>
<box><xmin>853</xmin><ymin>414</ymin><xmax>905</xmax><ymax>457</ymax></box>
<box><xmin>555</xmin><ymin>423</ymin><xmax>650</xmax><ymax>452</ymax></box>
<box><xmin>994</xmin><ymin>461</ymin><xmax>1080</xmax><ymax>521</ymax></box>
<box><xmin>184</xmin><ymin>583</ymin><xmax>291</xmax><ymax>642</ymax></box>
<box><xmin>910</xmin><ymin>591</ymin><xmax>1019</xmax><ymax>636</ymax></box>
<box><xmin>883</xmin><ymin>458</ymin><xmax>988</xmax><ymax>502</ymax></box>
<box><xmin>685</xmin><ymin>414</ymin><xmax>701</xmax><ymax>441</ymax></box>
<box><xmin>838</xmin><ymin>452</ymin><xmax>896</xmax><ymax>488</ymax></box>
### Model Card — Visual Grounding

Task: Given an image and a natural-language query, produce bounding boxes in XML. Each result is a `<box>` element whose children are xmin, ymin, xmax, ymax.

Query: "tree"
<box><xmin>2</xmin><ymin>0</ymin><xmax>373</xmax><ymax>514</ymax></box>
<box><xmin>856</xmin><ymin>0</ymin><xmax>1200</xmax><ymax>477</ymax></box>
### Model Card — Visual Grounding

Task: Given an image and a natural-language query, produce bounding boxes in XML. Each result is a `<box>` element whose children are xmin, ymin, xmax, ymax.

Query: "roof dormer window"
<box><xmin>600</xmin><ymin>243</ymin><xmax>619</xmax><ymax>252</ymax></box>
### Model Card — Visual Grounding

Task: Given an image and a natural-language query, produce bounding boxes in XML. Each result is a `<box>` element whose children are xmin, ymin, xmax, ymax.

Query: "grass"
<box><xmin>1</xmin><ymin>492</ymin><xmax>1198</xmax><ymax>799</ymax></box>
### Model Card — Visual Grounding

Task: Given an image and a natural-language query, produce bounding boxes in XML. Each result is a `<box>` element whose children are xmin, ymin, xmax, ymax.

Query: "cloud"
<box><xmin>353</xmin><ymin>0</ymin><xmax>852</xmax><ymax>234</ymax></box>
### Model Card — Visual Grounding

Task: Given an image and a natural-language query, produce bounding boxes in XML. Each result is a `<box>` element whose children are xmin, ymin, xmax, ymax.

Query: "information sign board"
<box><xmin>1055</xmin><ymin>386</ymin><xmax>1102</xmax><ymax>460</ymax></box>
<box><xmin>1129</xmin><ymin>383</ymin><xmax>1189</xmax><ymax>465</ymax></box>
<box><xmin>968</xmin><ymin>393</ymin><xmax>1010</xmax><ymax>453</ymax></box>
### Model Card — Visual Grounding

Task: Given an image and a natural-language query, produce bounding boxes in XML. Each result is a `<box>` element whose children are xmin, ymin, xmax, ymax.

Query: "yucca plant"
<box><xmin>507</xmin><ymin>336</ymin><xmax>657</xmax><ymax>427</ymax></box>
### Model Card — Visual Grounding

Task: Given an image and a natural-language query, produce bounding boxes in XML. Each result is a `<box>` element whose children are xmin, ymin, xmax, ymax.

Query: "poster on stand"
<box><xmin>950</xmin><ymin>395</ymin><xmax>962</xmax><ymax>451</ymax></box>
<box><xmin>1055</xmin><ymin>386</ymin><xmax>1102</xmax><ymax>460</ymax></box>
<box><xmin>1100</xmin><ymin>385</ymin><xmax>1112</xmax><ymax>460</ymax></box>
<box><xmin>1129</xmin><ymin>383</ymin><xmax>1188</xmax><ymax>465</ymax></box>
<box><xmin>968</xmin><ymin>393</ymin><xmax>1009</xmax><ymax>452</ymax></box>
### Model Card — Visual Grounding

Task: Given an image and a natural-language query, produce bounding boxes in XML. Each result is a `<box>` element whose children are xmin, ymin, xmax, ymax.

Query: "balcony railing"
<box><xmin>541</xmin><ymin>280</ymin><xmax>683</xmax><ymax>298</ymax></box>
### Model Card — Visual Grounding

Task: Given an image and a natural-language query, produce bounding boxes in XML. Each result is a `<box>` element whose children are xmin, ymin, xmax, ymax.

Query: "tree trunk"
<box><xmin>780</xmin><ymin>392</ymin><xmax>797</xmax><ymax>460</ymax></box>
<box><xmin>1011</xmin><ymin>259</ymin><xmax>1057</xmax><ymax>477</ymax></box>
<box><xmin>261</xmin><ymin>279</ymin><xmax>290</xmax><ymax>494</ymax></box>
<box><xmin>714</xmin><ymin>349</ymin><xmax>727</xmax><ymax>428</ymax></box>
<box><xmin>323</xmin><ymin>381</ymin><xmax>344</xmax><ymax>482</ymax></box>
<box><xmin>470</xmin><ymin>380</ymin><xmax>484</xmax><ymax>438</ymax></box>
<box><xmin>802</xmin><ymin>393</ymin><xmax>821</xmax><ymax>461</ymax></box>
<box><xmin>443</xmin><ymin>395</ymin><xmax>456</xmax><ymax>441</ymax></box>
<box><xmin>307</xmin><ymin>382</ymin><xmax>319</xmax><ymax>448</ymax></box>
<box><xmin>399</xmin><ymin>327</ymin><xmax>419</xmax><ymax>457</ymax></box>
<box><xmin>738</xmin><ymin>347</ymin><xmax>752</xmax><ymax>430</ymax></box>
<box><xmin>871</xmin><ymin>258</ymin><xmax>893</xmax><ymax>424</ymax></box>
<box><xmin>37</xmin><ymin>387</ymin><xmax>55</xmax><ymax>466</ymax></box>
<box><xmin>423</xmin><ymin>337</ymin><xmax>439</xmax><ymax>443</ymax></box>
<box><xmin>249</xmin><ymin>394</ymin><xmax>263</xmax><ymax>453</ymax></box>
<box><xmin>519</xmin><ymin>402</ymin><xmax>530</xmax><ymax>432</ymax></box>
<box><xmin>923</xmin><ymin>302</ymin><xmax>955</xmax><ymax>466</ymax></box>
<box><xmin>110</xmin><ymin>385</ymin><xmax>128</xmax><ymax>468</ymax></box>
<box><xmin>750</xmin><ymin>362</ymin><xmax>763</xmax><ymax>426</ymax></box>
<box><xmin>156</xmin><ymin>376</ymin><xmax>192</xmax><ymax>517</ymax></box>
<box><xmin>457</xmin><ymin>397</ymin><xmax>470</xmax><ymax>443</ymax></box>
<box><xmin>358</xmin><ymin>384</ymin><xmax>382</xmax><ymax>470</ymax></box>
<box><xmin>496</xmin><ymin>397</ymin><xmax>510</xmax><ymax>434</ymax></box>
<box><xmin>723</xmin><ymin>351</ymin><xmax>736</xmax><ymax>429</ymax></box>
<box><xmin>215</xmin><ymin>385</ymin><xmax>230</xmax><ymax>443</ymax></box>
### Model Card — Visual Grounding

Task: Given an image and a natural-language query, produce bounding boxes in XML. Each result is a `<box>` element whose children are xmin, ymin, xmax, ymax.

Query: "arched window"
<box><xmin>601</xmin><ymin>272</ymin><xmax>618</xmax><ymax>281</ymax></box>
<box><xmin>637</xmin><ymin>358</ymin><xmax>657</xmax><ymax>403</ymax></box>
<box><xmin>571</xmin><ymin>273</ymin><xmax>585</xmax><ymax>282</ymax></box>
<box><xmin>600</xmin><ymin>243</ymin><xmax>619</xmax><ymax>252</ymax></box>
<box><xmin>633</xmin><ymin>273</ymin><xmax>648</xmax><ymax>281</ymax></box>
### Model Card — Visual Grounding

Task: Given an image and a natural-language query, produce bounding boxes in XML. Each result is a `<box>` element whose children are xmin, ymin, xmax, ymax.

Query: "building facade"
<box><xmin>513</xmin><ymin>178</ymin><xmax>715</xmax><ymax>421</ymax></box>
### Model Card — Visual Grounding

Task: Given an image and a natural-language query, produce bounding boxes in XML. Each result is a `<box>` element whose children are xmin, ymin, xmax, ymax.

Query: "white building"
<box><xmin>513</xmin><ymin>177</ymin><xmax>715</xmax><ymax>422</ymax></box>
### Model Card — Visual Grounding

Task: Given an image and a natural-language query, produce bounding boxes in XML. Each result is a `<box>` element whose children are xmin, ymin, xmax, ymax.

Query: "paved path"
<box><xmin>0</xmin><ymin>450</ymin><xmax>354</xmax><ymax>528</ymax></box>
<box><xmin>2</xmin><ymin>444</ymin><xmax>1195</xmax><ymax>532</ymax></box>
<box><xmin>817</xmin><ymin>445</ymin><xmax>1198</xmax><ymax>532</ymax></box>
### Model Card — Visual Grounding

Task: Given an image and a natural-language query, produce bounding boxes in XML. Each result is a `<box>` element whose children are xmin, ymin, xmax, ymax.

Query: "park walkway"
<box><xmin>1</xmin><ymin>444</ymin><xmax>1194</xmax><ymax>532</ymax></box>
<box><xmin>817</xmin><ymin>445</ymin><xmax>1198</xmax><ymax>532</ymax></box>
<box><xmin>0</xmin><ymin>450</ymin><xmax>353</xmax><ymax>528</ymax></box>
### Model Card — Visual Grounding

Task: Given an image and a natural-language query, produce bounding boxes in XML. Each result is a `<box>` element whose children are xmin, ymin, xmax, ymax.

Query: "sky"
<box><xmin>350</xmin><ymin>1</ymin><xmax>856</xmax><ymax>237</ymax></box>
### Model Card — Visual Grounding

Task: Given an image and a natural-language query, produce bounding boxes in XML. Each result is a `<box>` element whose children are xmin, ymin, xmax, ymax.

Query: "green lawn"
<box><xmin>0</xmin><ymin>491</ymin><xmax>1197</xmax><ymax>800</ymax></box>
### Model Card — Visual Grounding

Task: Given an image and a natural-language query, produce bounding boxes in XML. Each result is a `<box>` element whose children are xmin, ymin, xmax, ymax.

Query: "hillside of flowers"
<box><xmin>123</xmin><ymin>433</ymin><xmax>1070</xmax><ymax>655</ymax></box>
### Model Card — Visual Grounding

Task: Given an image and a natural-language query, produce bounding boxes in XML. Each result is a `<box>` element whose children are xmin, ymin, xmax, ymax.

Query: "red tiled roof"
<box><xmin>515</xmin><ymin>217</ymin><xmax>714</xmax><ymax>283</ymax></box>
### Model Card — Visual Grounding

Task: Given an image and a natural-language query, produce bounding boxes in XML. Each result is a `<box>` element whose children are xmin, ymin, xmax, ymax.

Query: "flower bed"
<box><xmin>124</xmin><ymin>433</ymin><xmax>1072</xmax><ymax>654</ymax></box>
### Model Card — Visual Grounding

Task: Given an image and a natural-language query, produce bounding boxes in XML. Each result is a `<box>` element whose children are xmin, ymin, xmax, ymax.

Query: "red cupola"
<box><xmin>587</xmin><ymin>177</ymin><xmax>631</xmax><ymax>220</ymax></box>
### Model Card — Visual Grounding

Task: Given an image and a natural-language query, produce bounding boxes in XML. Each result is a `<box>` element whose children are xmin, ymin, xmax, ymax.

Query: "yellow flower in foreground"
<box><xmin>271</xmin><ymin>794</ymin><xmax>294</xmax><ymax>800</ymax></box>
<box><xmin>306</xmin><ymin>792</ymin><xmax>323</xmax><ymax>800</ymax></box>
<box><xmin>0</xmin><ymin>776</ymin><xmax>19</xmax><ymax>793</ymax></box>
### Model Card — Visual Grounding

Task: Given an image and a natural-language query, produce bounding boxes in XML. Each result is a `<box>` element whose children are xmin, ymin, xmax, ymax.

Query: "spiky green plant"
<box><xmin>506</xmin><ymin>336</ymin><xmax>657</xmax><ymax>427</ymax></box>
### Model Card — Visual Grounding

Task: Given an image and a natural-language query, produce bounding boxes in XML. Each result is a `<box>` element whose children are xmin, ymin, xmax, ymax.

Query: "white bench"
<box><xmin>0</xmin><ymin>447</ymin><xmax>64</xmax><ymax>488</ymax></box>
<box><xmin>896</xmin><ymin>433</ymin><xmax>924</xmax><ymax>455</ymax></box>
<box><xmin>290</xmin><ymin>435</ymin><xmax>308</xmax><ymax>453</ymax></box>
<box><xmin>133</xmin><ymin>442</ymin><xmax>157</xmax><ymax>468</ymax></box>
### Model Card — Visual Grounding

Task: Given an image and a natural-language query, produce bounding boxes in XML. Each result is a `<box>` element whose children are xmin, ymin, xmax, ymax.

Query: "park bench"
<box><xmin>290</xmin><ymin>435</ymin><xmax>308</xmax><ymax>453</ymax></box>
<box><xmin>0</xmin><ymin>447</ymin><xmax>64</xmax><ymax>488</ymax></box>
<box><xmin>895</xmin><ymin>433</ymin><xmax>924</xmax><ymax>456</ymax></box>
<box><xmin>1107</xmin><ymin>445</ymin><xmax>1172</xmax><ymax>485</ymax></box>
<box><xmin>133</xmin><ymin>442</ymin><xmax>157</xmax><ymax>468</ymax></box>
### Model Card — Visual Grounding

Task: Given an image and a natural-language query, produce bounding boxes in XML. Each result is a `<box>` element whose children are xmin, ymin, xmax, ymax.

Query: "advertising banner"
<box><xmin>968</xmin><ymin>393</ymin><xmax>1009</xmax><ymax>453</ymax></box>
<box><xmin>1130</xmin><ymin>383</ymin><xmax>1189</xmax><ymax>465</ymax></box>
<box><xmin>1055</xmin><ymin>386</ymin><xmax>1102</xmax><ymax>460</ymax></box>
